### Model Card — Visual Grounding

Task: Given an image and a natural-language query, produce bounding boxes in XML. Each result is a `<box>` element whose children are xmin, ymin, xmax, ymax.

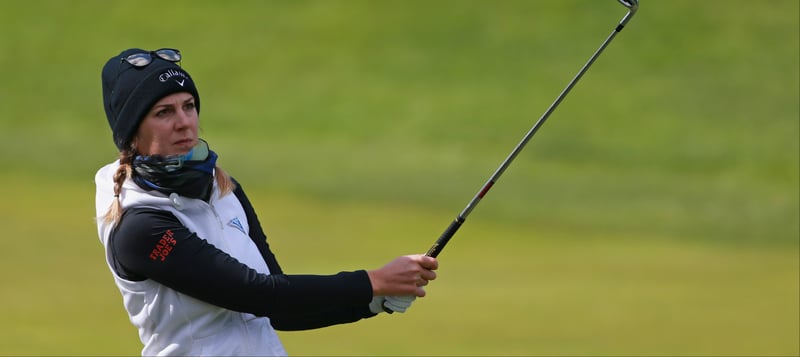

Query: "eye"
<box><xmin>184</xmin><ymin>102</ymin><xmax>196</xmax><ymax>111</ymax></box>
<box><xmin>155</xmin><ymin>107</ymin><xmax>173</xmax><ymax>117</ymax></box>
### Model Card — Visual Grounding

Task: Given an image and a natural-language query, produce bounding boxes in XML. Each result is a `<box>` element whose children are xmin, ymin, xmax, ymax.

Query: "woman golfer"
<box><xmin>94</xmin><ymin>48</ymin><xmax>438</xmax><ymax>356</ymax></box>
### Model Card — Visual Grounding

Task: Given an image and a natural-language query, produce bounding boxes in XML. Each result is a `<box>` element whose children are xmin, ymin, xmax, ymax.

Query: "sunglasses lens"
<box><xmin>155</xmin><ymin>49</ymin><xmax>181</xmax><ymax>62</ymax></box>
<box><xmin>123</xmin><ymin>49</ymin><xmax>181</xmax><ymax>68</ymax></box>
<box><xmin>125</xmin><ymin>53</ymin><xmax>152</xmax><ymax>67</ymax></box>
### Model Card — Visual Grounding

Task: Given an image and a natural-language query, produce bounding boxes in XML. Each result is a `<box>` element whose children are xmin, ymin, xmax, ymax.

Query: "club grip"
<box><xmin>425</xmin><ymin>217</ymin><xmax>464</xmax><ymax>258</ymax></box>
<box><xmin>383</xmin><ymin>217</ymin><xmax>464</xmax><ymax>314</ymax></box>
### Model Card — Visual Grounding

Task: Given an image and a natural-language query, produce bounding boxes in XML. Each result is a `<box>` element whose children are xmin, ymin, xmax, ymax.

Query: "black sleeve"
<box><xmin>109</xmin><ymin>207</ymin><xmax>375</xmax><ymax>328</ymax></box>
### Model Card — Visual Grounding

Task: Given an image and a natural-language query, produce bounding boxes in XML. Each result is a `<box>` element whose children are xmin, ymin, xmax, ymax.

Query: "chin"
<box><xmin>174</xmin><ymin>141</ymin><xmax>196</xmax><ymax>153</ymax></box>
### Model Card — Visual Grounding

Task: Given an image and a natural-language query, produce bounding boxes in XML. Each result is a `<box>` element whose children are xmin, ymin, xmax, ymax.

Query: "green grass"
<box><xmin>0</xmin><ymin>0</ymin><xmax>797</xmax><ymax>355</ymax></box>
<box><xmin>0</xmin><ymin>176</ymin><xmax>797</xmax><ymax>355</ymax></box>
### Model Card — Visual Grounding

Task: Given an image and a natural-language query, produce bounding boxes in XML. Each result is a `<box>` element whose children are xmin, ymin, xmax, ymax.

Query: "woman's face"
<box><xmin>134</xmin><ymin>92</ymin><xmax>198</xmax><ymax>156</ymax></box>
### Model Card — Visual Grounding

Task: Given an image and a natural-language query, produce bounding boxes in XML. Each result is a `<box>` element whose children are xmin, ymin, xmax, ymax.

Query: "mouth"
<box><xmin>174</xmin><ymin>138</ymin><xmax>195</xmax><ymax>146</ymax></box>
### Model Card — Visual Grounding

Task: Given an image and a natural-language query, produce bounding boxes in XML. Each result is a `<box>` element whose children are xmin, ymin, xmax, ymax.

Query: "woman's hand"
<box><xmin>367</xmin><ymin>254</ymin><xmax>438</xmax><ymax>297</ymax></box>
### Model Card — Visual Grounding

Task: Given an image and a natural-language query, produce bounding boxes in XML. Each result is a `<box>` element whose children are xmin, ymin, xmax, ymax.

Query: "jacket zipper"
<box><xmin>207</xmin><ymin>201</ymin><xmax>224</xmax><ymax>231</ymax></box>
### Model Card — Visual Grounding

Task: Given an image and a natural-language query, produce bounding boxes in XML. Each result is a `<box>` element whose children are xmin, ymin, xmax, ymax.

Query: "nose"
<box><xmin>174</xmin><ymin>107</ymin><xmax>195</xmax><ymax>130</ymax></box>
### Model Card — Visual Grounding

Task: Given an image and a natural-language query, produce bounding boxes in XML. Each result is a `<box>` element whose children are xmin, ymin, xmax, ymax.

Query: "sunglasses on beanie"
<box><xmin>122</xmin><ymin>48</ymin><xmax>182</xmax><ymax>67</ymax></box>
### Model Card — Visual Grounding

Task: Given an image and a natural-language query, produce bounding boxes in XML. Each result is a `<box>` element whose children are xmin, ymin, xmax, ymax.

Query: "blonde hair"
<box><xmin>102</xmin><ymin>148</ymin><xmax>236</xmax><ymax>225</ymax></box>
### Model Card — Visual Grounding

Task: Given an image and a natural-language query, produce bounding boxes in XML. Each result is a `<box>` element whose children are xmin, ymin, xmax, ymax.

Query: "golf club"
<box><xmin>425</xmin><ymin>0</ymin><xmax>639</xmax><ymax>258</ymax></box>
<box><xmin>383</xmin><ymin>0</ymin><xmax>639</xmax><ymax>314</ymax></box>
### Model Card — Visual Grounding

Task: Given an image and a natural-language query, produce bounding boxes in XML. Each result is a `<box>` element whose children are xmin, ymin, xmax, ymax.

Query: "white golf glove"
<box><xmin>369</xmin><ymin>296</ymin><xmax>387</xmax><ymax>314</ymax></box>
<box><xmin>368</xmin><ymin>295</ymin><xmax>417</xmax><ymax>314</ymax></box>
<box><xmin>383</xmin><ymin>295</ymin><xmax>416</xmax><ymax>313</ymax></box>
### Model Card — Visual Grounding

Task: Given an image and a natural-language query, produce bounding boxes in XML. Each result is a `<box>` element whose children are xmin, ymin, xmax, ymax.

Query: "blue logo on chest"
<box><xmin>228</xmin><ymin>217</ymin><xmax>246</xmax><ymax>235</ymax></box>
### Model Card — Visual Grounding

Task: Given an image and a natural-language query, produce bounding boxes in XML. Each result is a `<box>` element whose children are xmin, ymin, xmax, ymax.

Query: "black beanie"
<box><xmin>101</xmin><ymin>48</ymin><xmax>201</xmax><ymax>151</ymax></box>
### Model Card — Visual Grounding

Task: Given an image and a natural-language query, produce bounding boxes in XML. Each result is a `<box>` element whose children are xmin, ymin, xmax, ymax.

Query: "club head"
<box><xmin>618</xmin><ymin>0</ymin><xmax>639</xmax><ymax>10</ymax></box>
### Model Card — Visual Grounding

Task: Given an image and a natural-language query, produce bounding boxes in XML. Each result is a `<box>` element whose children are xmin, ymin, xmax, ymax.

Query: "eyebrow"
<box><xmin>152</xmin><ymin>97</ymin><xmax>195</xmax><ymax>110</ymax></box>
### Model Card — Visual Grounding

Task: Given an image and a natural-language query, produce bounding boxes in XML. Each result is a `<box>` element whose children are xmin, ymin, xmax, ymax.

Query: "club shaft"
<box><xmin>426</xmin><ymin>18</ymin><xmax>631</xmax><ymax>258</ymax></box>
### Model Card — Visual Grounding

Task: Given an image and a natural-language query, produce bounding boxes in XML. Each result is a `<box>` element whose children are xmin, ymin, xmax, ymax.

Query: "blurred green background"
<box><xmin>1</xmin><ymin>0</ymin><xmax>797</xmax><ymax>355</ymax></box>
